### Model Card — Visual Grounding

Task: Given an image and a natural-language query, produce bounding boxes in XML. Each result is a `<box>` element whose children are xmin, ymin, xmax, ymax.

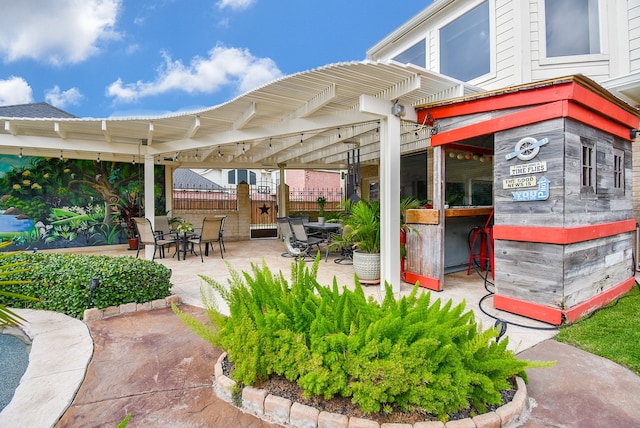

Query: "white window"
<box><xmin>393</xmin><ymin>39</ymin><xmax>426</xmax><ymax>68</ymax></box>
<box><xmin>545</xmin><ymin>0</ymin><xmax>600</xmax><ymax>58</ymax></box>
<box><xmin>227</xmin><ymin>169</ymin><xmax>256</xmax><ymax>185</ymax></box>
<box><xmin>439</xmin><ymin>1</ymin><xmax>490</xmax><ymax>81</ymax></box>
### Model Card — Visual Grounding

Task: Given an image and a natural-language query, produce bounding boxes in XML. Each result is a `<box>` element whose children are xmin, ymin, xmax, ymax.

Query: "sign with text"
<box><xmin>512</xmin><ymin>176</ymin><xmax>550</xmax><ymax>201</ymax></box>
<box><xmin>503</xmin><ymin>176</ymin><xmax>537</xmax><ymax>189</ymax></box>
<box><xmin>510</xmin><ymin>161</ymin><xmax>547</xmax><ymax>176</ymax></box>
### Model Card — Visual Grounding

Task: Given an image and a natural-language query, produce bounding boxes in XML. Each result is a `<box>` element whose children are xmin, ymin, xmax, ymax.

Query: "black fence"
<box><xmin>173</xmin><ymin>185</ymin><xmax>343</xmax><ymax>212</ymax></box>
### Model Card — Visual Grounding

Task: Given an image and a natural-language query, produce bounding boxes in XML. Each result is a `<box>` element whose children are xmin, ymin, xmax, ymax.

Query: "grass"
<box><xmin>555</xmin><ymin>284</ymin><xmax>640</xmax><ymax>376</ymax></box>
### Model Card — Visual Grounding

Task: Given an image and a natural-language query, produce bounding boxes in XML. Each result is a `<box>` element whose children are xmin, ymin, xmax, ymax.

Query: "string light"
<box><xmin>195</xmin><ymin>149</ymin><xmax>198</xmax><ymax>160</ymax></box>
<box><xmin>18</xmin><ymin>148</ymin><xmax>22</xmax><ymax>159</ymax></box>
<box><xmin>60</xmin><ymin>150</ymin><xmax>64</xmax><ymax>160</ymax></box>
<box><xmin>97</xmin><ymin>153</ymin><xmax>101</xmax><ymax>163</ymax></box>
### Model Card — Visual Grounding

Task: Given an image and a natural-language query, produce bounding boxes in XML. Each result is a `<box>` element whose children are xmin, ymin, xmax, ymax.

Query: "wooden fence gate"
<box><xmin>250</xmin><ymin>180</ymin><xmax>278</xmax><ymax>238</ymax></box>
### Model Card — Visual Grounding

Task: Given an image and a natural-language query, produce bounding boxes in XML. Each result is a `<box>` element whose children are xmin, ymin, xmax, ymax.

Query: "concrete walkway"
<box><xmin>2</xmin><ymin>240</ymin><xmax>640</xmax><ymax>426</ymax></box>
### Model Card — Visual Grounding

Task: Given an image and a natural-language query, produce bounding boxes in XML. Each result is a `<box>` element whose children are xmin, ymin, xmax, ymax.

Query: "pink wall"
<box><xmin>285</xmin><ymin>170</ymin><xmax>340</xmax><ymax>190</ymax></box>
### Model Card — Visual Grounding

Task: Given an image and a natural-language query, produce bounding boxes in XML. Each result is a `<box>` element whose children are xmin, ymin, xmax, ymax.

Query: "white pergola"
<box><xmin>0</xmin><ymin>60</ymin><xmax>481</xmax><ymax>291</ymax></box>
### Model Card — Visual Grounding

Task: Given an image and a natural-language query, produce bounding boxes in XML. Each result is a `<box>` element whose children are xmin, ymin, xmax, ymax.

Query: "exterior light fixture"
<box><xmin>391</xmin><ymin>101</ymin><xmax>405</xmax><ymax>117</ymax></box>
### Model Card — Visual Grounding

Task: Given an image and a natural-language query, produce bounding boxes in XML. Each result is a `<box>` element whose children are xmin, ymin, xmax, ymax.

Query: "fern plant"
<box><xmin>174</xmin><ymin>254</ymin><xmax>552</xmax><ymax>420</ymax></box>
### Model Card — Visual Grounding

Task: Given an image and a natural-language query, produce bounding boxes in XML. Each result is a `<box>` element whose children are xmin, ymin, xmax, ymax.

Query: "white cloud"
<box><xmin>44</xmin><ymin>86</ymin><xmax>84</xmax><ymax>109</ymax></box>
<box><xmin>0</xmin><ymin>77</ymin><xmax>33</xmax><ymax>106</ymax></box>
<box><xmin>217</xmin><ymin>0</ymin><xmax>256</xmax><ymax>11</ymax></box>
<box><xmin>0</xmin><ymin>0</ymin><xmax>121</xmax><ymax>65</ymax></box>
<box><xmin>106</xmin><ymin>45</ymin><xmax>282</xmax><ymax>103</ymax></box>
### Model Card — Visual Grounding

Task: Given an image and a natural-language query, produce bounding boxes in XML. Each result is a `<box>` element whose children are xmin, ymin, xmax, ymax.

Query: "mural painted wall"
<box><xmin>0</xmin><ymin>155</ymin><xmax>165</xmax><ymax>251</ymax></box>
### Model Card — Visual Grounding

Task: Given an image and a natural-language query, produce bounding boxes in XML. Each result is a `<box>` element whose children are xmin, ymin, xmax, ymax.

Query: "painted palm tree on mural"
<box><xmin>0</xmin><ymin>242</ymin><xmax>37</xmax><ymax>327</ymax></box>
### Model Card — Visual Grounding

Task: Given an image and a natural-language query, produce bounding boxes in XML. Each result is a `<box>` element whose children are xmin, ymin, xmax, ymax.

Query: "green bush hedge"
<box><xmin>174</xmin><ymin>256</ymin><xmax>547</xmax><ymax>421</ymax></box>
<box><xmin>2</xmin><ymin>252</ymin><xmax>172</xmax><ymax>319</ymax></box>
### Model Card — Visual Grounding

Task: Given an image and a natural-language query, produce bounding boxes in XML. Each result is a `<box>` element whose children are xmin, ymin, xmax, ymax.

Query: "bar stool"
<box><xmin>467</xmin><ymin>210</ymin><xmax>494</xmax><ymax>279</ymax></box>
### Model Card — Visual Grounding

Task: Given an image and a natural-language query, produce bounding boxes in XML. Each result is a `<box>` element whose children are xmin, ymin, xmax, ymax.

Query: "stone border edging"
<box><xmin>83</xmin><ymin>295</ymin><xmax>182</xmax><ymax>321</ymax></box>
<box><xmin>213</xmin><ymin>352</ymin><xmax>529</xmax><ymax>428</ymax></box>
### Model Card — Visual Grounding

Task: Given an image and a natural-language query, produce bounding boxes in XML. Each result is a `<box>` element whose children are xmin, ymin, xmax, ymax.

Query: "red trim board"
<box><xmin>493</xmin><ymin>219</ymin><xmax>636</xmax><ymax>244</ymax></box>
<box><xmin>493</xmin><ymin>293</ymin><xmax>563</xmax><ymax>325</ymax></box>
<box><xmin>404</xmin><ymin>271</ymin><xmax>441</xmax><ymax>291</ymax></box>
<box><xmin>418</xmin><ymin>81</ymin><xmax>639</xmax><ymax>130</ymax></box>
<box><xmin>430</xmin><ymin>99</ymin><xmax>631</xmax><ymax>146</ymax></box>
<box><xmin>430</xmin><ymin>101</ymin><xmax>564</xmax><ymax>146</ymax></box>
<box><xmin>493</xmin><ymin>277</ymin><xmax>636</xmax><ymax>325</ymax></box>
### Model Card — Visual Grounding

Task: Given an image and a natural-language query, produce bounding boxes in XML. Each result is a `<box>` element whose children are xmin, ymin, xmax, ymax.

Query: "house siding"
<box><xmin>630</xmin><ymin>1</ymin><xmax>640</xmax><ymax>72</ymax></box>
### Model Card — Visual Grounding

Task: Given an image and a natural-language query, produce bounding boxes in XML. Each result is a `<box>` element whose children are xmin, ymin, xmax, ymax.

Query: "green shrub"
<box><xmin>174</xmin><ymin>255</ymin><xmax>548</xmax><ymax>420</ymax></box>
<box><xmin>2</xmin><ymin>253</ymin><xmax>172</xmax><ymax>319</ymax></box>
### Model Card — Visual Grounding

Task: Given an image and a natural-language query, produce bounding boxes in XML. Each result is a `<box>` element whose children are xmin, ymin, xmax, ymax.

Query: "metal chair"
<box><xmin>154</xmin><ymin>216</ymin><xmax>178</xmax><ymax>241</ymax></box>
<box><xmin>188</xmin><ymin>217</ymin><xmax>224</xmax><ymax>262</ymax></box>
<box><xmin>277</xmin><ymin>217</ymin><xmax>305</xmax><ymax>258</ymax></box>
<box><xmin>288</xmin><ymin>216</ymin><xmax>326</xmax><ymax>260</ymax></box>
<box><xmin>218</xmin><ymin>215</ymin><xmax>227</xmax><ymax>252</ymax></box>
<box><xmin>133</xmin><ymin>217</ymin><xmax>176</xmax><ymax>260</ymax></box>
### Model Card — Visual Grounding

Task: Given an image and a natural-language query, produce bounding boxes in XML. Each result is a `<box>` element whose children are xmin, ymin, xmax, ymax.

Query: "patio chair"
<box><xmin>154</xmin><ymin>216</ymin><xmax>178</xmax><ymax>241</ymax></box>
<box><xmin>133</xmin><ymin>217</ymin><xmax>176</xmax><ymax>260</ymax></box>
<box><xmin>277</xmin><ymin>217</ymin><xmax>306</xmax><ymax>258</ymax></box>
<box><xmin>288</xmin><ymin>216</ymin><xmax>326</xmax><ymax>261</ymax></box>
<box><xmin>326</xmin><ymin>226</ymin><xmax>353</xmax><ymax>264</ymax></box>
<box><xmin>219</xmin><ymin>215</ymin><xmax>227</xmax><ymax>252</ymax></box>
<box><xmin>188</xmin><ymin>217</ymin><xmax>224</xmax><ymax>262</ymax></box>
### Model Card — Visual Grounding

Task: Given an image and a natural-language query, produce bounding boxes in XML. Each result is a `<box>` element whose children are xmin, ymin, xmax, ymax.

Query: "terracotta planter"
<box><xmin>127</xmin><ymin>237</ymin><xmax>139</xmax><ymax>250</ymax></box>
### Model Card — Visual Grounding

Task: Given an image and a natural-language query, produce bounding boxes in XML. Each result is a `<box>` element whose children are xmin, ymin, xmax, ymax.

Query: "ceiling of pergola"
<box><xmin>0</xmin><ymin>61</ymin><xmax>482</xmax><ymax>170</ymax></box>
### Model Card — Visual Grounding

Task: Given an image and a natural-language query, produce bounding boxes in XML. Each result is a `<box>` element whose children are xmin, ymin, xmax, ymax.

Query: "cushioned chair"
<box><xmin>133</xmin><ymin>217</ymin><xmax>175</xmax><ymax>260</ymax></box>
<box><xmin>188</xmin><ymin>217</ymin><xmax>224</xmax><ymax>262</ymax></box>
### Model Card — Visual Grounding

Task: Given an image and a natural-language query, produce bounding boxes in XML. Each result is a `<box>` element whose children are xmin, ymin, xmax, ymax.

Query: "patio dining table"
<box><xmin>303</xmin><ymin>222</ymin><xmax>342</xmax><ymax>239</ymax></box>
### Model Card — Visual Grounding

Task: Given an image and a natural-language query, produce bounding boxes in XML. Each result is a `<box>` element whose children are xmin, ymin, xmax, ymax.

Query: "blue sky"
<box><xmin>0</xmin><ymin>1</ymin><xmax>431</xmax><ymax>119</ymax></box>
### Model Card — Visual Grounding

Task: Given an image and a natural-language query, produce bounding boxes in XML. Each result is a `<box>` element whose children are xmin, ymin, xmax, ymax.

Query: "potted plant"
<box><xmin>117</xmin><ymin>191</ymin><xmax>142</xmax><ymax>250</ymax></box>
<box><xmin>316</xmin><ymin>195</ymin><xmax>327</xmax><ymax>225</ymax></box>
<box><xmin>337</xmin><ymin>198</ymin><xmax>380</xmax><ymax>282</ymax></box>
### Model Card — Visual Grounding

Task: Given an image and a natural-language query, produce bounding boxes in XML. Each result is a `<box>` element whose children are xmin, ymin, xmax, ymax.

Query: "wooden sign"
<box><xmin>503</xmin><ymin>176</ymin><xmax>537</xmax><ymax>189</ymax></box>
<box><xmin>510</xmin><ymin>161</ymin><xmax>547</xmax><ymax>176</ymax></box>
<box><xmin>512</xmin><ymin>176</ymin><xmax>549</xmax><ymax>201</ymax></box>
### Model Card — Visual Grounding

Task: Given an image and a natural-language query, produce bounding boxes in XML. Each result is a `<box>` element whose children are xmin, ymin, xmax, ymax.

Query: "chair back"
<box><xmin>133</xmin><ymin>217</ymin><xmax>156</xmax><ymax>244</ymax></box>
<box><xmin>200</xmin><ymin>217</ymin><xmax>223</xmax><ymax>242</ymax></box>
<box><xmin>277</xmin><ymin>217</ymin><xmax>305</xmax><ymax>257</ymax></box>
<box><xmin>277</xmin><ymin>217</ymin><xmax>293</xmax><ymax>240</ymax></box>
<box><xmin>289</xmin><ymin>214</ymin><xmax>310</xmax><ymax>223</ymax></box>
<box><xmin>154</xmin><ymin>216</ymin><xmax>173</xmax><ymax>235</ymax></box>
<box><xmin>288</xmin><ymin>216</ymin><xmax>310</xmax><ymax>242</ymax></box>
<box><xmin>219</xmin><ymin>215</ymin><xmax>227</xmax><ymax>237</ymax></box>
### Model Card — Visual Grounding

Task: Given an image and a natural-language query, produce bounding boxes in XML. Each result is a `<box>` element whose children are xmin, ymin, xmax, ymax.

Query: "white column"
<box><xmin>379</xmin><ymin>115</ymin><xmax>402</xmax><ymax>292</ymax></box>
<box><xmin>144</xmin><ymin>154</ymin><xmax>156</xmax><ymax>260</ymax></box>
<box><xmin>359</xmin><ymin>94</ymin><xmax>413</xmax><ymax>293</ymax></box>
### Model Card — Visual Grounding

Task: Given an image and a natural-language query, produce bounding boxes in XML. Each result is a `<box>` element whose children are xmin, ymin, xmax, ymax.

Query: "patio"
<box><xmin>52</xmin><ymin>237</ymin><xmax>559</xmax><ymax>352</ymax></box>
<box><xmin>8</xmin><ymin>239</ymin><xmax>640</xmax><ymax>427</ymax></box>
